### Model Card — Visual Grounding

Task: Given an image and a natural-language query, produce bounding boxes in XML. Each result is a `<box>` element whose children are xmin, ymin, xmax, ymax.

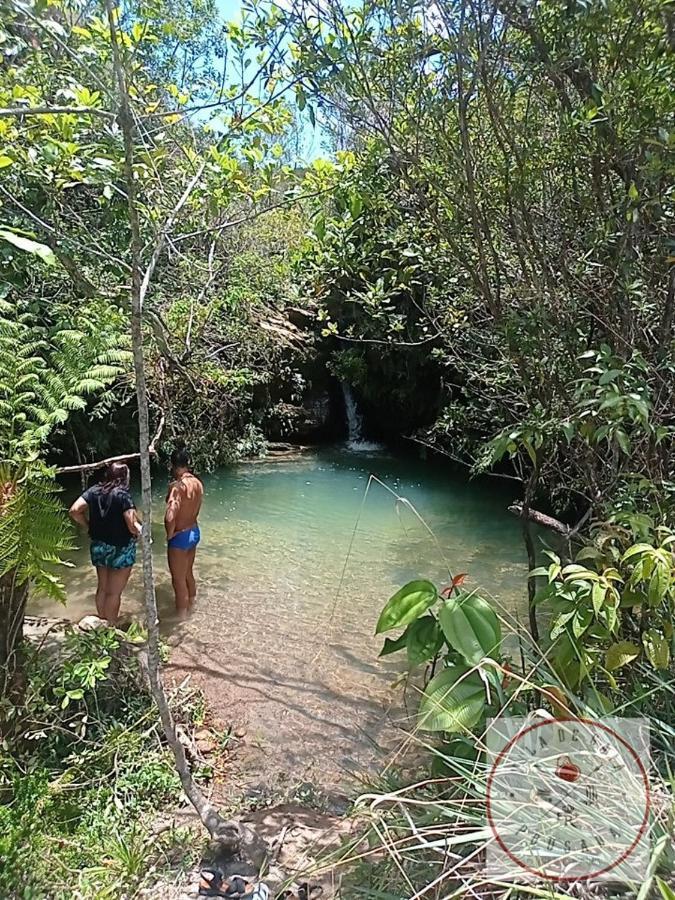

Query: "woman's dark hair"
<box><xmin>171</xmin><ymin>447</ymin><xmax>190</xmax><ymax>469</ymax></box>
<box><xmin>101</xmin><ymin>462</ymin><xmax>130</xmax><ymax>493</ymax></box>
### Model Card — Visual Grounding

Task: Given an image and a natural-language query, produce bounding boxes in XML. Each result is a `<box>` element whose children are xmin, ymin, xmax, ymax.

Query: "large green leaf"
<box><xmin>418</xmin><ymin>664</ymin><xmax>486</xmax><ymax>733</ymax></box>
<box><xmin>375</xmin><ymin>580</ymin><xmax>438</xmax><ymax>634</ymax></box>
<box><xmin>648</xmin><ymin>562</ymin><xmax>670</xmax><ymax>606</ymax></box>
<box><xmin>406</xmin><ymin>615</ymin><xmax>444</xmax><ymax>665</ymax></box>
<box><xmin>0</xmin><ymin>229</ymin><xmax>57</xmax><ymax>266</ymax></box>
<box><xmin>605</xmin><ymin>641</ymin><xmax>640</xmax><ymax>671</ymax></box>
<box><xmin>437</xmin><ymin>592</ymin><xmax>501</xmax><ymax>664</ymax></box>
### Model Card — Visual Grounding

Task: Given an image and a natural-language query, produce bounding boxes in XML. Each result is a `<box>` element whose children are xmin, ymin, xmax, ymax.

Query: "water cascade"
<box><xmin>341</xmin><ymin>383</ymin><xmax>380</xmax><ymax>451</ymax></box>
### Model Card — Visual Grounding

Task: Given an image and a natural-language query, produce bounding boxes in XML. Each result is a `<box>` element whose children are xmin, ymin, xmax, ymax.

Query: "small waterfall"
<box><xmin>342</xmin><ymin>382</ymin><xmax>363</xmax><ymax>443</ymax></box>
<box><xmin>341</xmin><ymin>383</ymin><xmax>379</xmax><ymax>451</ymax></box>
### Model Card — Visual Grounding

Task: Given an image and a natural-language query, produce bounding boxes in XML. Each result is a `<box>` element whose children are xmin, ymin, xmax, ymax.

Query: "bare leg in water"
<box><xmin>102</xmin><ymin>566</ymin><xmax>132</xmax><ymax>624</ymax></box>
<box><xmin>95</xmin><ymin>566</ymin><xmax>108</xmax><ymax>618</ymax></box>
<box><xmin>168</xmin><ymin>547</ymin><xmax>191</xmax><ymax>617</ymax></box>
<box><xmin>186</xmin><ymin>546</ymin><xmax>197</xmax><ymax>607</ymax></box>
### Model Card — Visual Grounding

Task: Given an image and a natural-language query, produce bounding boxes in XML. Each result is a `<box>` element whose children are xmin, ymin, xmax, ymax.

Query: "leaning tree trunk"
<box><xmin>0</xmin><ymin>569</ymin><xmax>29</xmax><ymax>709</ymax></box>
<box><xmin>105</xmin><ymin>0</ymin><xmax>238</xmax><ymax>849</ymax></box>
<box><xmin>521</xmin><ymin>467</ymin><xmax>540</xmax><ymax>645</ymax></box>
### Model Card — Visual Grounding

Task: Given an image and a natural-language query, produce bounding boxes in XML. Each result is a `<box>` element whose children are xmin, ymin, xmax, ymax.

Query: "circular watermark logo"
<box><xmin>485</xmin><ymin>716</ymin><xmax>650</xmax><ymax>883</ymax></box>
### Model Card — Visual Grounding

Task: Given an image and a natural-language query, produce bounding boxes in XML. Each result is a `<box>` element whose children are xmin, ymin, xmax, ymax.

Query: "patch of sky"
<box><xmin>197</xmin><ymin>0</ymin><xmax>330</xmax><ymax>163</ymax></box>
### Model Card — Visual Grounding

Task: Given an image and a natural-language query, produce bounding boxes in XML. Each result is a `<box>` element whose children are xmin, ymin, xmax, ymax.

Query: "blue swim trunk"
<box><xmin>90</xmin><ymin>539</ymin><xmax>136</xmax><ymax>569</ymax></box>
<box><xmin>168</xmin><ymin>525</ymin><xmax>201</xmax><ymax>551</ymax></box>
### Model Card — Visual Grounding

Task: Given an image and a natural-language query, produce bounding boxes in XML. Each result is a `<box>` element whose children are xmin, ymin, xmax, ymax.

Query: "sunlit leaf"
<box><xmin>605</xmin><ymin>641</ymin><xmax>640</xmax><ymax>671</ymax></box>
<box><xmin>643</xmin><ymin>630</ymin><xmax>670</xmax><ymax>670</ymax></box>
<box><xmin>438</xmin><ymin>592</ymin><xmax>500</xmax><ymax>664</ymax></box>
<box><xmin>375</xmin><ymin>580</ymin><xmax>438</xmax><ymax>633</ymax></box>
<box><xmin>0</xmin><ymin>230</ymin><xmax>57</xmax><ymax>266</ymax></box>
<box><xmin>418</xmin><ymin>664</ymin><xmax>485</xmax><ymax>733</ymax></box>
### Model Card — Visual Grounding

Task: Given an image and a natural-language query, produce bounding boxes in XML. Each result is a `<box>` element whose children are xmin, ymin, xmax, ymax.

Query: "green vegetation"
<box><xmin>1</xmin><ymin>627</ymin><xmax>202</xmax><ymax>899</ymax></box>
<box><xmin>1</xmin><ymin>0</ymin><xmax>674</xmax><ymax>895</ymax></box>
<box><xmin>365</xmin><ymin>550</ymin><xmax>675</xmax><ymax>896</ymax></box>
<box><xmin>291</xmin><ymin>0</ymin><xmax>674</xmax><ymax>517</ymax></box>
<box><xmin>0</xmin><ymin>297</ymin><xmax>128</xmax><ymax>696</ymax></box>
<box><xmin>1</xmin><ymin>0</ymin><xmax>314</xmax><ymax>471</ymax></box>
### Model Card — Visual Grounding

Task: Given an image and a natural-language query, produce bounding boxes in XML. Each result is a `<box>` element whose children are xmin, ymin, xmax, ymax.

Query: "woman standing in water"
<box><xmin>69</xmin><ymin>463</ymin><xmax>142</xmax><ymax>623</ymax></box>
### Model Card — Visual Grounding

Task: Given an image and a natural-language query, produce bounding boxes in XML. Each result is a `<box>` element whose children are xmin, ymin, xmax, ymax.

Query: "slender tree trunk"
<box><xmin>521</xmin><ymin>468</ymin><xmax>540</xmax><ymax>644</ymax></box>
<box><xmin>0</xmin><ymin>569</ymin><xmax>28</xmax><ymax>709</ymax></box>
<box><xmin>104</xmin><ymin>0</ymin><xmax>238</xmax><ymax>848</ymax></box>
<box><xmin>660</xmin><ymin>266</ymin><xmax>675</xmax><ymax>353</ymax></box>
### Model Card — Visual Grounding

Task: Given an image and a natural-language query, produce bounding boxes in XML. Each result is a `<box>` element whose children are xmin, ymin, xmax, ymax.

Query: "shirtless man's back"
<box><xmin>165</xmin><ymin>447</ymin><xmax>203</xmax><ymax>615</ymax></box>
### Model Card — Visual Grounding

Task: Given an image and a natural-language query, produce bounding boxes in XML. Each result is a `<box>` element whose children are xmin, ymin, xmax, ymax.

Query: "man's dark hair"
<box><xmin>171</xmin><ymin>447</ymin><xmax>190</xmax><ymax>469</ymax></box>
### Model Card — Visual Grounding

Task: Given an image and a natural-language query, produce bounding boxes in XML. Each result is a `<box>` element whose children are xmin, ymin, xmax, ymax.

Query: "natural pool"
<box><xmin>33</xmin><ymin>446</ymin><xmax>529</xmax><ymax>791</ymax></box>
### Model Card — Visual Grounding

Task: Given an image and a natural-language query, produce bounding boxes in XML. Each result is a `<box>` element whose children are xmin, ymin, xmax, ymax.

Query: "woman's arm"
<box><xmin>69</xmin><ymin>496</ymin><xmax>89</xmax><ymax>529</ymax></box>
<box><xmin>123</xmin><ymin>508</ymin><xmax>143</xmax><ymax>539</ymax></box>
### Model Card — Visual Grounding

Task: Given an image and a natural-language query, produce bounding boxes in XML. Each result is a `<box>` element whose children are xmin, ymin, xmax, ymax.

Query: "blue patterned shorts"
<box><xmin>90</xmin><ymin>540</ymin><xmax>136</xmax><ymax>570</ymax></box>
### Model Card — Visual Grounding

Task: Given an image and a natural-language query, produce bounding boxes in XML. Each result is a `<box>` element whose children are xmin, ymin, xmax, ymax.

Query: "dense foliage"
<box><xmin>0</xmin><ymin>290</ymin><xmax>128</xmax><ymax>695</ymax></box>
<box><xmin>1</xmin><ymin>627</ymin><xmax>203</xmax><ymax>899</ymax></box>
<box><xmin>0</xmin><ymin>0</ymin><xmax>319</xmax><ymax>471</ymax></box>
<box><xmin>286</xmin><ymin>0</ymin><xmax>674</xmax><ymax>523</ymax></box>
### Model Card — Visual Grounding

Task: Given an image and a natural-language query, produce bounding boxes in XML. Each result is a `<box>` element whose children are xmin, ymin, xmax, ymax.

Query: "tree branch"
<box><xmin>0</xmin><ymin>105</ymin><xmax>115</xmax><ymax>119</ymax></box>
<box><xmin>54</xmin><ymin>416</ymin><xmax>165</xmax><ymax>475</ymax></box>
<box><xmin>104</xmin><ymin>0</ymin><xmax>238</xmax><ymax>848</ymax></box>
<box><xmin>508</xmin><ymin>502</ymin><xmax>569</xmax><ymax>535</ymax></box>
<box><xmin>139</xmin><ymin>161</ymin><xmax>207</xmax><ymax>307</ymax></box>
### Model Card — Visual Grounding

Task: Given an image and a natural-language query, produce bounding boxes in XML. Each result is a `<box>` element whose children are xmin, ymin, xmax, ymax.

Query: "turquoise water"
<box><xmin>33</xmin><ymin>446</ymin><xmax>529</xmax><ymax>788</ymax></box>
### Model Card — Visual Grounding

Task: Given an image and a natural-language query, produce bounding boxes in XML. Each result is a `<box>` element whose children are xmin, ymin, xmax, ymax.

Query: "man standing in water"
<box><xmin>165</xmin><ymin>447</ymin><xmax>203</xmax><ymax>616</ymax></box>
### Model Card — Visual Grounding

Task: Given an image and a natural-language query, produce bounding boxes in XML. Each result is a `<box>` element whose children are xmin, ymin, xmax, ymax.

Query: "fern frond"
<box><xmin>0</xmin><ymin>298</ymin><xmax>119</xmax><ymax>457</ymax></box>
<box><xmin>76</xmin><ymin>378</ymin><xmax>106</xmax><ymax>394</ymax></box>
<box><xmin>61</xmin><ymin>395</ymin><xmax>87</xmax><ymax>411</ymax></box>
<box><xmin>85</xmin><ymin>365</ymin><xmax>122</xmax><ymax>381</ymax></box>
<box><xmin>0</xmin><ymin>468</ymin><xmax>74</xmax><ymax>599</ymax></box>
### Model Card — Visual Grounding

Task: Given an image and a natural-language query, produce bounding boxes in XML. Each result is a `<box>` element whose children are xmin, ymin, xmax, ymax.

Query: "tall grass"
<box><xmin>300</xmin><ymin>596</ymin><xmax>675</xmax><ymax>899</ymax></box>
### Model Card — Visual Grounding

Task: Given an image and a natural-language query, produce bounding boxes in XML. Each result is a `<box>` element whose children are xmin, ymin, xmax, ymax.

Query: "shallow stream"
<box><xmin>32</xmin><ymin>446</ymin><xmax>529</xmax><ymax>791</ymax></box>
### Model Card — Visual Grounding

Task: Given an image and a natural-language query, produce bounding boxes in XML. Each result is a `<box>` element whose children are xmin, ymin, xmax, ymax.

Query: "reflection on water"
<box><xmin>31</xmin><ymin>447</ymin><xmax>528</xmax><ymax>789</ymax></box>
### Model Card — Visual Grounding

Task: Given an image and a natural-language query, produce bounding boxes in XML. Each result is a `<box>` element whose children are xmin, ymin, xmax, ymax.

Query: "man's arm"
<box><xmin>165</xmin><ymin>483</ymin><xmax>181</xmax><ymax>540</ymax></box>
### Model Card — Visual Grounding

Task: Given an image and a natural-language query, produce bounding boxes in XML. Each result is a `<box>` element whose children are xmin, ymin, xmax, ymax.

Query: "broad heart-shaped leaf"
<box><xmin>605</xmin><ymin>640</ymin><xmax>641</xmax><ymax>671</ymax></box>
<box><xmin>406</xmin><ymin>615</ymin><xmax>444</xmax><ymax>665</ymax></box>
<box><xmin>375</xmin><ymin>580</ymin><xmax>438</xmax><ymax>634</ymax></box>
<box><xmin>437</xmin><ymin>593</ymin><xmax>501</xmax><ymax>664</ymax></box>
<box><xmin>0</xmin><ymin>229</ymin><xmax>56</xmax><ymax>265</ymax></box>
<box><xmin>418</xmin><ymin>664</ymin><xmax>485</xmax><ymax>733</ymax></box>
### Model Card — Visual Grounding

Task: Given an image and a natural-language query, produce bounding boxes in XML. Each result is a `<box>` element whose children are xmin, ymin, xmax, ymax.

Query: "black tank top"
<box><xmin>81</xmin><ymin>484</ymin><xmax>135</xmax><ymax>547</ymax></box>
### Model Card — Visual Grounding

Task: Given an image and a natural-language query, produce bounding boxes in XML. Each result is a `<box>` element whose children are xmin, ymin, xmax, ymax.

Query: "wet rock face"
<box><xmin>265</xmin><ymin>392</ymin><xmax>339</xmax><ymax>443</ymax></box>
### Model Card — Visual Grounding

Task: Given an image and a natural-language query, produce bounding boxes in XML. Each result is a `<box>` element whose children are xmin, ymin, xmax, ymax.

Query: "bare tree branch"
<box><xmin>139</xmin><ymin>161</ymin><xmax>207</xmax><ymax>306</ymax></box>
<box><xmin>55</xmin><ymin>416</ymin><xmax>165</xmax><ymax>475</ymax></box>
<box><xmin>0</xmin><ymin>105</ymin><xmax>115</xmax><ymax>119</ymax></box>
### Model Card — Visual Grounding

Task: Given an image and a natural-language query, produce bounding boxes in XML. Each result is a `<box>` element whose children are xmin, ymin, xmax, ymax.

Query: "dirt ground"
<box><xmin>25</xmin><ymin>612</ymin><xmax>410</xmax><ymax>897</ymax></box>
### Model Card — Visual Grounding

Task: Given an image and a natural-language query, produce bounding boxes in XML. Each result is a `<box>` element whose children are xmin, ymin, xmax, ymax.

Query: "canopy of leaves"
<box><xmin>284</xmin><ymin>0</ymin><xmax>674</xmax><ymax>519</ymax></box>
